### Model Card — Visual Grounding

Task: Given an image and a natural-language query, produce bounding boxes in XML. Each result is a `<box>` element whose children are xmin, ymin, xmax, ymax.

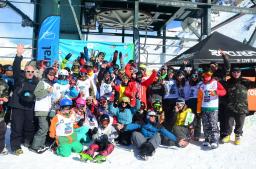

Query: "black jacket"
<box><xmin>8</xmin><ymin>56</ymin><xmax>39</xmax><ymax>110</ymax></box>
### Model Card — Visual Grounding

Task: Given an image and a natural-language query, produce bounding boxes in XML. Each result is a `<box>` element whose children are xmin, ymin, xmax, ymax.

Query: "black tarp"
<box><xmin>166</xmin><ymin>32</ymin><xmax>256</xmax><ymax>66</ymax></box>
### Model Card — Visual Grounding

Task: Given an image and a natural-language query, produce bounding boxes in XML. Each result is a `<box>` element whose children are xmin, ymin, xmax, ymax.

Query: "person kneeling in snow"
<box><xmin>80</xmin><ymin>114</ymin><xmax>118</xmax><ymax>163</ymax></box>
<box><xmin>49</xmin><ymin>98</ymin><xmax>83</xmax><ymax>157</ymax></box>
<box><xmin>120</xmin><ymin>111</ymin><xmax>187</xmax><ymax>160</ymax></box>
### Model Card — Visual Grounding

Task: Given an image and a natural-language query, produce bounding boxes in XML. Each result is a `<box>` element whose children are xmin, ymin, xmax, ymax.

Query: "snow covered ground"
<box><xmin>1</xmin><ymin>114</ymin><xmax>256</xmax><ymax>169</ymax></box>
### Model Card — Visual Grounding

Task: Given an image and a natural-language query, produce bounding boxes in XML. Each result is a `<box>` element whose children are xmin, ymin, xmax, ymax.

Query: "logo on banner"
<box><xmin>209</xmin><ymin>49</ymin><xmax>256</xmax><ymax>57</ymax></box>
<box><xmin>42</xmin><ymin>31</ymin><xmax>56</xmax><ymax>40</ymax></box>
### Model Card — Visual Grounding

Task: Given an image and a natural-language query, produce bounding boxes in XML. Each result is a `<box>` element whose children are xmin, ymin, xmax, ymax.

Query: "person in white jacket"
<box><xmin>30</xmin><ymin>68</ymin><xmax>56</xmax><ymax>153</ymax></box>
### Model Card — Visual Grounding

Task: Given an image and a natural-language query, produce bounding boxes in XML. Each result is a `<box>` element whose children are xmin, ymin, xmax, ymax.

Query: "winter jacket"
<box><xmin>8</xmin><ymin>56</ymin><xmax>39</xmax><ymax>110</ymax></box>
<box><xmin>147</xmin><ymin>81</ymin><xmax>165</xmax><ymax>105</ymax></box>
<box><xmin>125</xmin><ymin>70</ymin><xmax>157</xmax><ymax>107</ymax></box>
<box><xmin>109</xmin><ymin>103</ymin><xmax>136</xmax><ymax>125</ymax></box>
<box><xmin>125</xmin><ymin>121</ymin><xmax>177</xmax><ymax>142</ymax></box>
<box><xmin>226</xmin><ymin>77</ymin><xmax>255</xmax><ymax>114</ymax></box>
<box><xmin>34</xmin><ymin>79</ymin><xmax>53</xmax><ymax>116</ymax></box>
<box><xmin>197</xmin><ymin>79</ymin><xmax>226</xmax><ymax>113</ymax></box>
<box><xmin>175</xmin><ymin>107</ymin><xmax>193</xmax><ymax>126</ymax></box>
<box><xmin>0</xmin><ymin>79</ymin><xmax>9</xmax><ymax>121</ymax></box>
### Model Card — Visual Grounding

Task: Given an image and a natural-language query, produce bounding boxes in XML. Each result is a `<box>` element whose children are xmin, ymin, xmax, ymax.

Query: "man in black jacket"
<box><xmin>222</xmin><ymin>67</ymin><xmax>255</xmax><ymax>145</ymax></box>
<box><xmin>9</xmin><ymin>44</ymin><xmax>39</xmax><ymax>155</ymax></box>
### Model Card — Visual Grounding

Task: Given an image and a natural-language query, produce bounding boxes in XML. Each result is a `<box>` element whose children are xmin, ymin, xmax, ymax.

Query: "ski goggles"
<box><xmin>100</xmin><ymin>99</ymin><xmax>107</xmax><ymax>105</ymax></box>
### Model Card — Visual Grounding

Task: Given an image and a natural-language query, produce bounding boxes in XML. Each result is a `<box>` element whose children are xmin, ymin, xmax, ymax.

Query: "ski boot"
<box><xmin>202</xmin><ymin>138</ymin><xmax>210</xmax><ymax>147</ymax></box>
<box><xmin>234</xmin><ymin>135</ymin><xmax>241</xmax><ymax>145</ymax></box>
<box><xmin>137</xmin><ymin>154</ymin><xmax>149</xmax><ymax>161</ymax></box>
<box><xmin>221</xmin><ymin>135</ymin><xmax>230</xmax><ymax>143</ymax></box>
<box><xmin>210</xmin><ymin>142</ymin><xmax>219</xmax><ymax>149</ymax></box>
<box><xmin>79</xmin><ymin>153</ymin><xmax>93</xmax><ymax>162</ymax></box>
<box><xmin>93</xmin><ymin>154</ymin><xmax>106</xmax><ymax>163</ymax></box>
<box><xmin>14</xmin><ymin>148</ymin><xmax>23</xmax><ymax>156</ymax></box>
<box><xmin>0</xmin><ymin>147</ymin><xmax>8</xmax><ymax>155</ymax></box>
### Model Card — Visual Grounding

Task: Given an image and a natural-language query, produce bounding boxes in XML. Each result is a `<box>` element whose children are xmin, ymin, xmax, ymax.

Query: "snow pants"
<box><xmin>202</xmin><ymin>110</ymin><xmax>219</xmax><ymax>143</ymax></box>
<box><xmin>131</xmin><ymin>131</ymin><xmax>161</xmax><ymax>149</ymax></box>
<box><xmin>31</xmin><ymin>116</ymin><xmax>49</xmax><ymax>150</ymax></box>
<box><xmin>10</xmin><ymin>108</ymin><xmax>35</xmax><ymax>151</ymax></box>
<box><xmin>74</xmin><ymin>126</ymin><xmax>90</xmax><ymax>143</ymax></box>
<box><xmin>84</xmin><ymin>143</ymin><xmax>114</xmax><ymax>157</ymax></box>
<box><xmin>0</xmin><ymin>120</ymin><xmax>6</xmax><ymax>152</ymax></box>
<box><xmin>56</xmin><ymin>133</ymin><xmax>83</xmax><ymax>157</ymax></box>
<box><xmin>225</xmin><ymin>110</ymin><xmax>246</xmax><ymax>136</ymax></box>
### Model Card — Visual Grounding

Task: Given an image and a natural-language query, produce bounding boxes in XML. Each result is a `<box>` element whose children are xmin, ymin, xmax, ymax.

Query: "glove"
<box><xmin>77</xmin><ymin>119</ymin><xmax>84</xmax><ymax>127</ymax></box>
<box><xmin>65</xmin><ymin>53</ymin><xmax>72</xmax><ymax>60</ymax></box>
<box><xmin>92</xmin><ymin>127</ymin><xmax>98</xmax><ymax>135</ymax></box>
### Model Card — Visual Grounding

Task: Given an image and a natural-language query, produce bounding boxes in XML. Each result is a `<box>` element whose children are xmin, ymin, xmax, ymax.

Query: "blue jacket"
<box><xmin>125</xmin><ymin>122</ymin><xmax>177</xmax><ymax>142</ymax></box>
<box><xmin>109</xmin><ymin>103</ymin><xmax>135</xmax><ymax>125</ymax></box>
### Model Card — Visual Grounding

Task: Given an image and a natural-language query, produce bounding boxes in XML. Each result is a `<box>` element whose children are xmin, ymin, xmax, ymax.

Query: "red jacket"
<box><xmin>125</xmin><ymin>70</ymin><xmax>157</xmax><ymax>107</ymax></box>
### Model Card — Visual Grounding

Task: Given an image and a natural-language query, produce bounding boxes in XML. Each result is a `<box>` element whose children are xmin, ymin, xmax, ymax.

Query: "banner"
<box><xmin>248</xmin><ymin>89</ymin><xmax>256</xmax><ymax>111</ymax></box>
<box><xmin>37</xmin><ymin>16</ymin><xmax>60</xmax><ymax>66</ymax></box>
<box><xmin>59</xmin><ymin>39</ymin><xmax>134</xmax><ymax>68</ymax></box>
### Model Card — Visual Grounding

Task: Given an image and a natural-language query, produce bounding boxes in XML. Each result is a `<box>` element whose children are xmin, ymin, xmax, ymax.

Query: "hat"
<box><xmin>147</xmin><ymin>111</ymin><xmax>157</xmax><ymax>116</ymax></box>
<box><xmin>231</xmin><ymin>66</ymin><xmax>241</xmax><ymax>72</ymax></box>
<box><xmin>176</xmin><ymin>97</ymin><xmax>185</xmax><ymax>104</ymax></box>
<box><xmin>202</xmin><ymin>67</ymin><xmax>213</xmax><ymax>76</ymax></box>
<box><xmin>139</xmin><ymin>64</ymin><xmax>146</xmax><ymax>70</ymax></box>
<box><xmin>3</xmin><ymin>65</ymin><xmax>13</xmax><ymax>71</ymax></box>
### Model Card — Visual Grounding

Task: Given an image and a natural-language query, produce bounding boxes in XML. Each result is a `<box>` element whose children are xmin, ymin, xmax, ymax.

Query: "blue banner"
<box><xmin>37</xmin><ymin>16</ymin><xmax>60</xmax><ymax>66</ymax></box>
<box><xmin>59</xmin><ymin>39</ymin><xmax>134</xmax><ymax>68</ymax></box>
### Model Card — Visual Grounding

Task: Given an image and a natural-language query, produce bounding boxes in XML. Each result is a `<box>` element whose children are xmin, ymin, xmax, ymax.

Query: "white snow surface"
<box><xmin>1</xmin><ymin>114</ymin><xmax>256</xmax><ymax>169</ymax></box>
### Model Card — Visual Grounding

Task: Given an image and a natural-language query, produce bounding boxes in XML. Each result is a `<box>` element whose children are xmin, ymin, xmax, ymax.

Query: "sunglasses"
<box><xmin>25</xmin><ymin>70</ymin><xmax>34</xmax><ymax>74</ymax></box>
<box><xmin>149</xmin><ymin>115</ymin><xmax>156</xmax><ymax>117</ymax></box>
<box><xmin>80</xmin><ymin>72</ymin><xmax>87</xmax><ymax>76</ymax></box>
<box><xmin>121</xmin><ymin>101</ymin><xmax>128</xmax><ymax>104</ymax></box>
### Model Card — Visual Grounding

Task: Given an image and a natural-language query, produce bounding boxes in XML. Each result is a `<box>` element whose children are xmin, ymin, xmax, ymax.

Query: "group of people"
<box><xmin>0</xmin><ymin>44</ymin><xmax>255</xmax><ymax>162</ymax></box>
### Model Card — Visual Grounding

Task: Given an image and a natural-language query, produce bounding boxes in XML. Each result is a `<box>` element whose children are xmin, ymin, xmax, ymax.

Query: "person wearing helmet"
<box><xmin>71</xmin><ymin>61</ymin><xmax>80</xmax><ymax>79</ymax></box>
<box><xmin>152</xmin><ymin>99</ymin><xmax>165</xmax><ymax>124</ymax></box>
<box><xmin>72</xmin><ymin>97</ymin><xmax>90</xmax><ymax>144</ymax></box>
<box><xmin>49</xmin><ymin>98</ymin><xmax>83</xmax><ymax>157</ymax></box>
<box><xmin>9</xmin><ymin>44</ymin><xmax>39</xmax><ymax>155</ymax></box>
<box><xmin>80</xmin><ymin>114</ymin><xmax>118</xmax><ymax>163</ymax></box>
<box><xmin>52</xmin><ymin>69</ymin><xmax>70</xmax><ymax>106</ymax></box>
<box><xmin>29</xmin><ymin>68</ymin><xmax>56</xmax><ymax>154</ymax></box>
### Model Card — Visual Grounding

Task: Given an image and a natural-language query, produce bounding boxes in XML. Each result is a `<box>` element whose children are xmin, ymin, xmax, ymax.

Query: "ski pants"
<box><xmin>84</xmin><ymin>143</ymin><xmax>114</xmax><ymax>157</ymax></box>
<box><xmin>131</xmin><ymin>131</ymin><xmax>161</xmax><ymax>149</ymax></box>
<box><xmin>31</xmin><ymin>116</ymin><xmax>49</xmax><ymax>150</ymax></box>
<box><xmin>0</xmin><ymin>120</ymin><xmax>6</xmax><ymax>152</ymax></box>
<box><xmin>225</xmin><ymin>110</ymin><xmax>246</xmax><ymax>136</ymax></box>
<box><xmin>10</xmin><ymin>108</ymin><xmax>35</xmax><ymax>151</ymax></box>
<box><xmin>202</xmin><ymin>110</ymin><xmax>219</xmax><ymax>143</ymax></box>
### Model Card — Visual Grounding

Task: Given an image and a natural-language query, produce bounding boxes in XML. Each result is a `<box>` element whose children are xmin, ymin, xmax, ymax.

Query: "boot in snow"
<box><xmin>80</xmin><ymin>153</ymin><xmax>93</xmax><ymax>162</ymax></box>
<box><xmin>93</xmin><ymin>154</ymin><xmax>106</xmax><ymax>163</ymax></box>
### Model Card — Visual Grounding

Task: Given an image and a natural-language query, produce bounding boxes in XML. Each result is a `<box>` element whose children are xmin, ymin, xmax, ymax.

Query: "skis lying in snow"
<box><xmin>158</xmin><ymin>145</ymin><xmax>179</xmax><ymax>150</ymax></box>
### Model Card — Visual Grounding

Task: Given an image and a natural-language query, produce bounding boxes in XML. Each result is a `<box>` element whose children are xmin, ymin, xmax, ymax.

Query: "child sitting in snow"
<box><xmin>49</xmin><ymin>98</ymin><xmax>83</xmax><ymax>157</ymax></box>
<box><xmin>73</xmin><ymin>97</ymin><xmax>90</xmax><ymax>144</ymax></box>
<box><xmin>79</xmin><ymin>114</ymin><xmax>118</xmax><ymax>163</ymax></box>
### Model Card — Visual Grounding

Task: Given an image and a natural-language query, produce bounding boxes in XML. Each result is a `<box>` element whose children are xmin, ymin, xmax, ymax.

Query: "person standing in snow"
<box><xmin>222</xmin><ymin>67</ymin><xmax>256</xmax><ymax>145</ymax></box>
<box><xmin>197</xmin><ymin>68</ymin><xmax>226</xmax><ymax>149</ymax></box>
<box><xmin>29</xmin><ymin>68</ymin><xmax>56</xmax><ymax>154</ymax></box>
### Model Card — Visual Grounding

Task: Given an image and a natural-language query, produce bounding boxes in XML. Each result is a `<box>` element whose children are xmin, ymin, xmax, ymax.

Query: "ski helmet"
<box><xmin>59</xmin><ymin>69</ymin><xmax>69</xmax><ymax>76</ymax></box>
<box><xmin>59</xmin><ymin>98</ymin><xmax>72</xmax><ymax>107</ymax></box>
<box><xmin>76</xmin><ymin>97</ymin><xmax>86</xmax><ymax>105</ymax></box>
<box><xmin>121</xmin><ymin>96</ymin><xmax>130</xmax><ymax>104</ymax></box>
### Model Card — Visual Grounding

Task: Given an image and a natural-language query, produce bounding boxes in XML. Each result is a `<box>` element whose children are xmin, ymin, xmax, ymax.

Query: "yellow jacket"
<box><xmin>175</xmin><ymin>108</ymin><xmax>193</xmax><ymax>126</ymax></box>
